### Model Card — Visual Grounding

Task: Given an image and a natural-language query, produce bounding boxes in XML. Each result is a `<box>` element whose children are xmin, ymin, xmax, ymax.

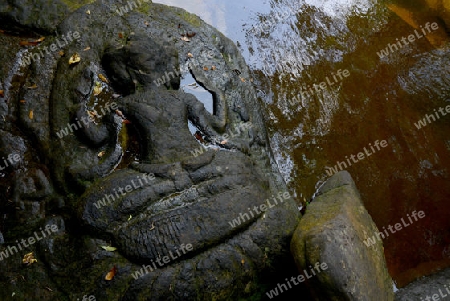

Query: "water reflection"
<box><xmin>154</xmin><ymin>0</ymin><xmax>450</xmax><ymax>287</ymax></box>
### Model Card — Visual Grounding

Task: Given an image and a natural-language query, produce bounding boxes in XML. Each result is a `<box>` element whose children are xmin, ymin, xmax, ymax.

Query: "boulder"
<box><xmin>395</xmin><ymin>267</ymin><xmax>450</xmax><ymax>301</ymax></box>
<box><xmin>291</xmin><ymin>171</ymin><xmax>394</xmax><ymax>301</ymax></box>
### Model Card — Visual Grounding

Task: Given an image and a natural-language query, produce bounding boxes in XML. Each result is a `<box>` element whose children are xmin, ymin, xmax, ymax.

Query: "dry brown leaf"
<box><xmin>22</xmin><ymin>252</ymin><xmax>37</xmax><ymax>265</ymax></box>
<box><xmin>68</xmin><ymin>53</ymin><xmax>81</xmax><ymax>65</ymax></box>
<box><xmin>220</xmin><ymin>140</ymin><xmax>227</xmax><ymax>145</ymax></box>
<box><xmin>241</xmin><ymin>259</ymin><xmax>245</xmax><ymax>265</ymax></box>
<box><xmin>83</xmin><ymin>46</ymin><xmax>91</xmax><ymax>51</ymax></box>
<box><xmin>240</xmin><ymin>77</ymin><xmax>246</xmax><ymax>82</ymax></box>
<box><xmin>118</xmin><ymin>32</ymin><xmax>123</xmax><ymax>39</ymax></box>
<box><xmin>203</xmin><ymin>66</ymin><xmax>209</xmax><ymax>71</ymax></box>
<box><xmin>20</xmin><ymin>99</ymin><xmax>26</xmax><ymax>104</ymax></box>
<box><xmin>187</xmin><ymin>53</ymin><xmax>194</xmax><ymax>58</ymax></box>
<box><xmin>0</xmin><ymin>90</ymin><xmax>4</xmax><ymax>97</ymax></box>
<box><xmin>87</xmin><ymin>110</ymin><xmax>97</xmax><ymax>118</ymax></box>
<box><xmin>186</xmin><ymin>32</ymin><xmax>196</xmax><ymax>38</ymax></box>
<box><xmin>58</xmin><ymin>50</ymin><xmax>65</xmax><ymax>57</ymax></box>
<box><xmin>27</xmin><ymin>84</ymin><xmax>37</xmax><ymax>89</ymax></box>
<box><xmin>98</xmin><ymin>74</ymin><xmax>109</xmax><ymax>83</ymax></box>
<box><xmin>98</xmin><ymin>151</ymin><xmax>106</xmax><ymax>158</ymax></box>
<box><xmin>36</xmin><ymin>37</ymin><xmax>45</xmax><ymax>42</ymax></box>
<box><xmin>115</xmin><ymin>110</ymin><xmax>124</xmax><ymax>118</ymax></box>
<box><xmin>144</xmin><ymin>21</ymin><xmax>149</xmax><ymax>26</ymax></box>
<box><xmin>29</xmin><ymin>110</ymin><xmax>33</xmax><ymax>120</ymax></box>
<box><xmin>180</xmin><ymin>36</ymin><xmax>191</xmax><ymax>42</ymax></box>
<box><xmin>86</xmin><ymin>9</ymin><xmax>91</xmax><ymax>15</ymax></box>
<box><xmin>105</xmin><ymin>265</ymin><xmax>117</xmax><ymax>281</ymax></box>
<box><xmin>19</xmin><ymin>40</ymin><xmax>40</xmax><ymax>46</ymax></box>
<box><xmin>211</xmin><ymin>66</ymin><xmax>216</xmax><ymax>71</ymax></box>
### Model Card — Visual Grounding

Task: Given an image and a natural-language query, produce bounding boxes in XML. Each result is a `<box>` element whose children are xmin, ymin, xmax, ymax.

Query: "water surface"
<box><xmin>154</xmin><ymin>0</ymin><xmax>450</xmax><ymax>287</ymax></box>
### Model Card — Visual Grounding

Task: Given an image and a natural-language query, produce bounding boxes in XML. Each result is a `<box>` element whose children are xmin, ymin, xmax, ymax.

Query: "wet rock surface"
<box><xmin>0</xmin><ymin>1</ymin><xmax>302</xmax><ymax>300</ymax></box>
<box><xmin>395</xmin><ymin>267</ymin><xmax>450</xmax><ymax>301</ymax></box>
<box><xmin>291</xmin><ymin>171</ymin><xmax>394</xmax><ymax>301</ymax></box>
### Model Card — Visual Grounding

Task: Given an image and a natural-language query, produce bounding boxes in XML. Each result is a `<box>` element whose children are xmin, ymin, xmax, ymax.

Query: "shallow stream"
<box><xmin>155</xmin><ymin>0</ymin><xmax>450</xmax><ymax>287</ymax></box>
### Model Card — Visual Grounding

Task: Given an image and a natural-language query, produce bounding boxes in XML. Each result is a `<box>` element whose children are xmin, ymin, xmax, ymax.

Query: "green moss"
<box><xmin>176</xmin><ymin>10</ymin><xmax>202</xmax><ymax>27</ymax></box>
<box><xmin>60</xmin><ymin>0</ymin><xmax>96</xmax><ymax>11</ymax></box>
<box><xmin>136</xmin><ymin>2</ymin><xmax>152</xmax><ymax>14</ymax></box>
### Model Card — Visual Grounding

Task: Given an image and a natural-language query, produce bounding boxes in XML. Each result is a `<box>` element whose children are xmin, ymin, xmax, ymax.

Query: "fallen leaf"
<box><xmin>93</xmin><ymin>82</ymin><xmax>103</xmax><ymax>96</ymax></box>
<box><xmin>87</xmin><ymin>110</ymin><xmax>97</xmax><ymax>118</ymax></box>
<box><xmin>122</xmin><ymin>119</ymin><xmax>131</xmax><ymax>124</ymax></box>
<box><xmin>98</xmin><ymin>73</ymin><xmax>109</xmax><ymax>83</ymax></box>
<box><xmin>115</xmin><ymin>110</ymin><xmax>124</xmax><ymax>118</ymax></box>
<box><xmin>187</xmin><ymin>53</ymin><xmax>194</xmax><ymax>58</ymax></box>
<box><xmin>186</xmin><ymin>32</ymin><xmax>196</xmax><ymax>38</ymax></box>
<box><xmin>128</xmin><ymin>215</ymin><xmax>132</xmax><ymax>221</ymax></box>
<box><xmin>181</xmin><ymin>36</ymin><xmax>191</xmax><ymax>42</ymax></box>
<box><xmin>86</xmin><ymin>9</ymin><xmax>90</xmax><ymax>14</ymax></box>
<box><xmin>241</xmin><ymin>259</ymin><xmax>245</xmax><ymax>264</ymax></box>
<box><xmin>20</xmin><ymin>99</ymin><xmax>26</xmax><ymax>103</ymax></box>
<box><xmin>27</xmin><ymin>84</ymin><xmax>37</xmax><ymax>89</ymax></box>
<box><xmin>19</xmin><ymin>40</ymin><xmax>40</xmax><ymax>46</ymax></box>
<box><xmin>45</xmin><ymin>287</ymin><xmax>53</xmax><ymax>292</ymax></box>
<box><xmin>98</xmin><ymin>151</ymin><xmax>106</xmax><ymax>158</ymax></box>
<box><xmin>220</xmin><ymin>140</ymin><xmax>228</xmax><ymax>145</ymax></box>
<box><xmin>22</xmin><ymin>252</ymin><xmax>37</xmax><ymax>265</ymax></box>
<box><xmin>36</xmin><ymin>37</ymin><xmax>45</xmax><ymax>42</ymax></box>
<box><xmin>29</xmin><ymin>110</ymin><xmax>33</xmax><ymax>120</ymax></box>
<box><xmin>105</xmin><ymin>265</ymin><xmax>117</xmax><ymax>281</ymax></box>
<box><xmin>83</xmin><ymin>46</ymin><xmax>91</xmax><ymax>51</ymax></box>
<box><xmin>101</xmin><ymin>246</ymin><xmax>117</xmax><ymax>252</ymax></box>
<box><xmin>144</xmin><ymin>21</ymin><xmax>149</xmax><ymax>26</ymax></box>
<box><xmin>240</xmin><ymin>77</ymin><xmax>246</xmax><ymax>82</ymax></box>
<box><xmin>203</xmin><ymin>66</ymin><xmax>209</xmax><ymax>71</ymax></box>
<box><xmin>211</xmin><ymin>66</ymin><xmax>216</xmax><ymax>71</ymax></box>
<box><xmin>68</xmin><ymin>53</ymin><xmax>81</xmax><ymax>65</ymax></box>
<box><xmin>118</xmin><ymin>32</ymin><xmax>123</xmax><ymax>39</ymax></box>
<box><xmin>58</xmin><ymin>50</ymin><xmax>65</xmax><ymax>57</ymax></box>
<box><xmin>0</xmin><ymin>90</ymin><xmax>3</xmax><ymax>97</ymax></box>
<box><xmin>112</xmin><ymin>94</ymin><xmax>121</xmax><ymax>99</ymax></box>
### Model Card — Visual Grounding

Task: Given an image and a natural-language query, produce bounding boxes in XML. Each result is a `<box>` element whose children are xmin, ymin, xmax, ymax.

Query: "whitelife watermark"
<box><xmin>265</xmin><ymin>261</ymin><xmax>328</xmax><ymax>299</ymax></box>
<box><xmin>325</xmin><ymin>139</ymin><xmax>389</xmax><ymax>177</ymax></box>
<box><xmin>414</xmin><ymin>104</ymin><xmax>450</xmax><ymax>130</ymax></box>
<box><xmin>228</xmin><ymin>192</ymin><xmax>291</xmax><ymax>228</ymax></box>
<box><xmin>0</xmin><ymin>152</ymin><xmax>22</xmax><ymax>171</ymax></box>
<box><xmin>20</xmin><ymin>31</ymin><xmax>81</xmax><ymax>67</ymax></box>
<box><xmin>110</xmin><ymin>0</ymin><xmax>150</xmax><ymax>16</ymax></box>
<box><xmin>408</xmin><ymin>282</ymin><xmax>450</xmax><ymax>301</ymax></box>
<box><xmin>377</xmin><ymin>22</ymin><xmax>439</xmax><ymax>59</ymax></box>
<box><xmin>77</xmin><ymin>295</ymin><xmax>96</xmax><ymax>301</ymax></box>
<box><xmin>55</xmin><ymin>102</ymin><xmax>118</xmax><ymax>139</ymax></box>
<box><xmin>363</xmin><ymin>210</ymin><xmax>425</xmax><ymax>248</ymax></box>
<box><xmin>93</xmin><ymin>173</ymin><xmax>155</xmax><ymax>209</ymax></box>
<box><xmin>131</xmin><ymin>243</ymin><xmax>193</xmax><ymax>279</ymax></box>
<box><xmin>0</xmin><ymin>224</ymin><xmax>59</xmax><ymax>261</ymax></box>
<box><xmin>288</xmin><ymin>69</ymin><xmax>350</xmax><ymax>108</ymax></box>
